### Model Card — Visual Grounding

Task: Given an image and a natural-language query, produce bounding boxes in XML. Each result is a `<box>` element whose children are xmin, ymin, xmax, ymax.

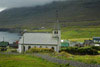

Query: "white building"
<box><xmin>18</xmin><ymin>29</ymin><xmax>61</xmax><ymax>53</ymax></box>
<box><xmin>93</xmin><ymin>37</ymin><xmax>100</xmax><ymax>46</ymax></box>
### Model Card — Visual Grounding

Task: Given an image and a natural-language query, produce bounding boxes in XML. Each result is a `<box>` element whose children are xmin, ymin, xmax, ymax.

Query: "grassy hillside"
<box><xmin>0</xmin><ymin>0</ymin><xmax>100</xmax><ymax>28</ymax></box>
<box><xmin>61</xmin><ymin>26</ymin><xmax>100</xmax><ymax>39</ymax></box>
<box><xmin>61</xmin><ymin>26</ymin><xmax>99</xmax><ymax>41</ymax></box>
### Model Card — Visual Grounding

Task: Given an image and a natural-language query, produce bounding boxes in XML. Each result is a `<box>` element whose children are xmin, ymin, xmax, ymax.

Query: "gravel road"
<box><xmin>34</xmin><ymin>53</ymin><xmax>100</xmax><ymax>67</ymax></box>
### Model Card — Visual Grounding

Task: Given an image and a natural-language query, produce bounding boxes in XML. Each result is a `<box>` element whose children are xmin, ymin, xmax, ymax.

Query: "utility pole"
<box><xmin>3</xmin><ymin>36</ymin><xmax>4</xmax><ymax>42</ymax></box>
<box><xmin>56</xmin><ymin>10</ymin><xmax>60</xmax><ymax>30</ymax></box>
<box><xmin>22</xmin><ymin>35</ymin><xmax>24</xmax><ymax>54</ymax></box>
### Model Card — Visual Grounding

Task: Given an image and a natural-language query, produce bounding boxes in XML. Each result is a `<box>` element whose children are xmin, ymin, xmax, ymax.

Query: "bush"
<box><xmin>0</xmin><ymin>47</ymin><xmax>7</xmax><ymax>51</ymax></box>
<box><xmin>60</xmin><ymin>63</ymin><xmax>70</xmax><ymax>67</ymax></box>
<box><xmin>78</xmin><ymin>47</ymin><xmax>98</xmax><ymax>55</ymax></box>
<box><xmin>59</xmin><ymin>51</ymin><xmax>72</xmax><ymax>58</ymax></box>
<box><xmin>89</xmin><ymin>60</ymin><xmax>97</xmax><ymax>64</ymax></box>
<box><xmin>91</xmin><ymin>46</ymin><xmax>100</xmax><ymax>51</ymax></box>
<box><xmin>11</xmin><ymin>49</ymin><xmax>17</xmax><ymax>52</ymax></box>
<box><xmin>61</xmin><ymin>47</ymin><xmax>98</xmax><ymax>55</ymax></box>
<box><xmin>26</xmin><ymin>48</ymin><xmax>54</xmax><ymax>53</ymax></box>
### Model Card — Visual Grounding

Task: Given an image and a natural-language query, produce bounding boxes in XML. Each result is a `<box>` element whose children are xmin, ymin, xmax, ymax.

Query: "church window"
<box><xmin>23</xmin><ymin>46</ymin><xmax>25</xmax><ymax>52</ymax></box>
<box><xmin>51</xmin><ymin>47</ymin><xmax>54</xmax><ymax>50</ymax></box>
<box><xmin>28</xmin><ymin>46</ymin><xmax>31</xmax><ymax>50</ymax></box>
<box><xmin>54</xmin><ymin>31</ymin><xmax>58</xmax><ymax>34</ymax></box>
<box><xmin>40</xmin><ymin>46</ymin><xmax>42</xmax><ymax>48</ymax></box>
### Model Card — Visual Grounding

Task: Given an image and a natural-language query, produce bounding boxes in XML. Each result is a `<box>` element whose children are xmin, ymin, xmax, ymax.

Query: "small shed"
<box><xmin>0</xmin><ymin>41</ymin><xmax>9</xmax><ymax>47</ymax></box>
<box><xmin>93</xmin><ymin>37</ymin><xmax>100</xmax><ymax>44</ymax></box>
<box><xmin>61</xmin><ymin>40</ymin><xmax>69</xmax><ymax>47</ymax></box>
<box><xmin>83</xmin><ymin>40</ymin><xmax>94</xmax><ymax>46</ymax></box>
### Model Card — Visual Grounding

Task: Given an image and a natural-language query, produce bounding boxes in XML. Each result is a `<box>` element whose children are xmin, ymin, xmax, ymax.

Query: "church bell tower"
<box><xmin>52</xmin><ymin>10</ymin><xmax>61</xmax><ymax>52</ymax></box>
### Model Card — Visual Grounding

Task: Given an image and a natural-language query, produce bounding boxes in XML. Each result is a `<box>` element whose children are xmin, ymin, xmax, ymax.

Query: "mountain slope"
<box><xmin>0</xmin><ymin>0</ymin><xmax>100</xmax><ymax>28</ymax></box>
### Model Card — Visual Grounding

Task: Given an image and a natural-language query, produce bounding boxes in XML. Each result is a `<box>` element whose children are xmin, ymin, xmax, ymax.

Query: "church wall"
<box><xmin>18</xmin><ymin>44</ymin><xmax>23</xmax><ymax>53</ymax></box>
<box><xmin>18</xmin><ymin>44</ymin><xmax>57</xmax><ymax>53</ymax></box>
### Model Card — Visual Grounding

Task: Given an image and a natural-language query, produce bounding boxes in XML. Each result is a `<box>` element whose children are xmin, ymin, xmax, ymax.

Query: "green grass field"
<box><xmin>0</xmin><ymin>54</ymin><xmax>61</xmax><ymax>67</ymax></box>
<box><xmin>69</xmin><ymin>55</ymin><xmax>100</xmax><ymax>64</ymax></box>
<box><xmin>61</xmin><ymin>26</ymin><xmax>100</xmax><ymax>42</ymax></box>
<box><xmin>65</xmin><ymin>55</ymin><xmax>100</xmax><ymax>64</ymax></box>
<box><xmin>61</xmin><ymin>27</ymin><xmax>100</xmax><ymax>39</ymax></box>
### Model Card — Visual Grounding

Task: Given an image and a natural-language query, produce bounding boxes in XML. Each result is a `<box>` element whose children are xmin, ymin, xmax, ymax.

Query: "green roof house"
<box><xmin>61</xmin><ymin>40</ymin><xmax>69</xmax><ymax>47</ymax></box>
<box><xmin>0</xmin><ymin>41</ymin><xmax>9</xmax><ymax>47</ymax></box>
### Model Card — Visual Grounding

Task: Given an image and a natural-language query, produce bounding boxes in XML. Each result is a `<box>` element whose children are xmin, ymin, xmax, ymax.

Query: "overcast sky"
<box><xmin>0</xmin><ymin>0</ymin><xmax>55</xmax><ymax>11</ymax></box>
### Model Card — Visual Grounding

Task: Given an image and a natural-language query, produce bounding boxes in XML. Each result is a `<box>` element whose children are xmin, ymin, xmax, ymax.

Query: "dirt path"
<box><xmin>34</xmin><ymin>53</ymin><xmax>100</xmax><ymax>67</ymax></box>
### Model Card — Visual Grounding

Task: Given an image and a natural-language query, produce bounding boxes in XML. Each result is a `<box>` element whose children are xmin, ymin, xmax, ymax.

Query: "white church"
<box><xmin>18</xmin><ymin>27</ymin><xmax>61</xmax><ymax>53</ymax></box>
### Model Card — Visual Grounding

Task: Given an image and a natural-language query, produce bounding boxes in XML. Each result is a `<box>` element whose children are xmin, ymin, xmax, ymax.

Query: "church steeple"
<box><xmin>54</xmin><ymin>10</ymin><xmax>60</xmax><ymax>30</ymax></box>
<box><xmin>52</xmin><ymin>9</ymin><xmax>61</xmax><ymax>52</ymax></box>
<box><xmin>53</xmin><ymin>10</ymin><xmax>61</xmax><ymax>38</ymax></box>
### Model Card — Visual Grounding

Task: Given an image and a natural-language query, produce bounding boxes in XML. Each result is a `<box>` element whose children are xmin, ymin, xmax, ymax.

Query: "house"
<box><xmin>18</xmin><ymin>28</ymin><xmax>61</xmax><ymax>53</ymax></box>
<box><xmin>0</xmin><ymin>41</ymin><xmax>9</xmax><ymax>51</ymax></box>
<box><xmin>93</xmin><ymin>37</ymin><xmax>100</xmax><ymax>43</ymax></box>
<box><xmin>93</xmin><ymin>37</ymin><xmax>100</xmax><ymax>46</ymax></box>
<box><xmin>61</xmin><ymin>40</ymin><xmax>69</xmax><ymax>47</ymax></box>
<box><xmin>0</xmin><ymin>41</ymin><xmax>9</xmax><ymax>47</ymax></box>
<box><xmin>9</xmin><ymin>41</ymin><xmax>19</xmax><ymax>48</ymax></box>
<box><xmin>83</xmin><ymin>40</ymin><xmax>94</xmax><ymax>46</ymax></box>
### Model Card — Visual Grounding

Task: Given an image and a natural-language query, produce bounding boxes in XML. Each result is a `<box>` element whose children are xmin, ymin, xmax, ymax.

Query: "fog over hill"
<box><xmin>0</xmin><ymin>0</ymin><xmax>54</xmax><ymax>8</ymax></box>
<box><xmin>0</xmin><ymin>0</ymin><xmax>100</xmax><ymax>28</ymax></box>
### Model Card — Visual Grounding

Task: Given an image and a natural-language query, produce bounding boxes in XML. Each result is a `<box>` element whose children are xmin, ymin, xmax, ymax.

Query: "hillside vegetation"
<box><xmin>0</xmin><ymin>0</ymin><xmax>100</xmax><ymax>28</ymax></box>
<box><xmin>61</xmin><ymin>27</ymin><xmax>100</xmax><ymax>39</ymax></box>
